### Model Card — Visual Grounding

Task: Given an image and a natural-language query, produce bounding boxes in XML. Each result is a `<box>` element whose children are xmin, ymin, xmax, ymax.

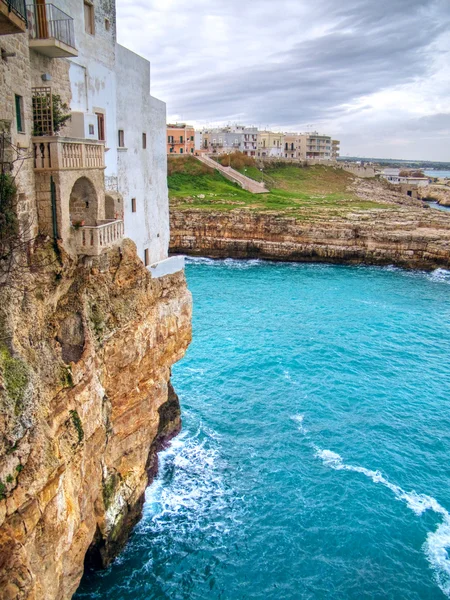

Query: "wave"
<box><xmin>184</xmin><ymin>256</ymin><xmax>217</xmax><ymax>265</ymax></box>
<box><xmin>143</xmin><ymin>424</ymin><xmax>236</xmax><ymax>540</ymax></box>
<box><xmin>185</xmin><ymin>256</ymin><xmax>266</xmax><ymax>269</ymax></box>
<box><xmin>315</xmin><ymin>447</ymin><xmax>450</xmax><ymax>597</ymax></box>
<box><xmin>428</xmin><ymin>269</ymin><xmax>450</xmax><ymax>284</ymax></box>
<box><xmin>291</xmin><ymin>414</ymin><xmax>308</xmax><ymax>434</ymax></box>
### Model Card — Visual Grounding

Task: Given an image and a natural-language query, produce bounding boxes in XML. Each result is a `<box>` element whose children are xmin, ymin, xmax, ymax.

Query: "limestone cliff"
<box><xmin>0</xmin><ymin>240</ymin><xmax>192</xmax><ymax>599</ymax></box>
<box><xmin>419</xmin><ymin>184</ymin><xmax>450</xmax><ymax>207</ymax></box>
<box><xmin>170</xmin><ymin>180</ymin><xmax>450</xmax><ymax>270</ymax></box>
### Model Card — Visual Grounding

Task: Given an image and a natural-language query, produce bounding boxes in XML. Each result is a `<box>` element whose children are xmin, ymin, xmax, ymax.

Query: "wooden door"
<box><xmin>36</xmin><ymin>0</ymin><xmax>49</xmax><ymax>39</ymax></box>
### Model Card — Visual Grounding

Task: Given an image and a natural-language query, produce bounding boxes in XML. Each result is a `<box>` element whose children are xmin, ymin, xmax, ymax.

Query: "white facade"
<box><xmin>66</xmin><ymin>0</ymin><xmax>168</xmax><ymax>265</ymax></box>
<box><xmin>116</xmin><ymin>45</ymin><xmax>169</xmax><ymax>263</ymax></box>
<box><xmin>194</xmin><ymin>131</ymin><xmax>202</xmax><ymax>151</ymax></box>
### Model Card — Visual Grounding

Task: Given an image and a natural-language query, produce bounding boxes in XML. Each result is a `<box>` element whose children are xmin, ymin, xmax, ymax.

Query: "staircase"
<box><xmin>197</xmin><ymin>155</ymin><xmax>268</xmax><ymax>194</ymax></box>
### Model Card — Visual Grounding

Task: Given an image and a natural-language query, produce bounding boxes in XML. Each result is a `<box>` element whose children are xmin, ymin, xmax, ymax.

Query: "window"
<box><xmin>96</xmin><ymin>113</ymin><xmax>105</xmax><ymax>141</ymax></box>
<box><xmin>89</xmin><ymin>124</ymin><xmax>94</xmax><ymax>135</ymax></box>
<box><xmin>180</xmin><ymin>148</ymin><xmax>183</xmax><ymax>154</ymax></box>
<box><xmin>15</xmin><ymin>95</ymin><xmax>24</xmax><ymax>133</ymax></box>
<box><xmin>190</xmin><ymin>135</ymin><xmax>194</xmax><ymax>141</ymax></box>
<box><xmin>190</xmin><ymin>148</ymin><xmax>194</xmax><ymax>153</ymax></box>
<box><xmin>118</xmin><ymin>129</ymin><xmax>124</xmax><ymax>147</ymax></box>
<box><xmin>104</xmin><ymin>18</ymin><xmax>110</xmax><ymax>31</ymax></box>
<box><xmin>142</xmin><ymin>132</ymin><xmax>147</xmax><ymax>149</ymax></box>
<box><xmin>180</xmin><ymin>135</ymin><xmax>183</xmax><ymax>143</ymax></box>
<box><xmin>84</xmin><ymin>1</ymin><xmax>95</xmax><ymax>35</ymax></box>
<box><xmin>169</xmin><ymin>147</ymin><xmax>173</xmax><ymax>153</ymax></box>
<box><xmin>131</xmin><ymin>198</ymin><xmax>136</xmax><ymax>212</ymax></box>
<box><xmin>144</xmin><ymin>248</ymin><xmax>149</xmax><ymax>266</ymax></box>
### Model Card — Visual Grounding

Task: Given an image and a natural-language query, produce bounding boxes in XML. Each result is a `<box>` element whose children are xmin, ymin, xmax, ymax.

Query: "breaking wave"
<box><xmin>315</xmin><ymin>447</ymin><xmax>450</xmax><ymax>597</ymax></box>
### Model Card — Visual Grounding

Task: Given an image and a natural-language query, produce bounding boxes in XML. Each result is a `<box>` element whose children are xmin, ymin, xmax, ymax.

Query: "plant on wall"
<box><xmin>32</xmin><ymin>94</ymin><xmax>71</xmax><ymax>136</ymax></box>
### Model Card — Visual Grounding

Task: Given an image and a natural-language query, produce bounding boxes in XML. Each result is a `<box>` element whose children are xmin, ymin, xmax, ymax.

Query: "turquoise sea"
<box><xmin>424</xmin><ymin>171</ymin><xmax>450</xmax><ymax>179</ymax></box>
<box><xmin>76</xmin><ymin>259</ymin><xmax>450</xmax><ymax>600</ymax></box>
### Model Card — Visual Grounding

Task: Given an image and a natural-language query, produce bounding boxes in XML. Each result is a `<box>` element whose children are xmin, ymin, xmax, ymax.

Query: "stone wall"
<box><xmin>0</xmin><ymin>32</ymin><xmax>37</xmax><ymax>237</ymax></box>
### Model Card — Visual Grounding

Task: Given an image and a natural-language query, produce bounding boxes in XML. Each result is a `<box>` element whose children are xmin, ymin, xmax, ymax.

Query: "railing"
<box><xmin>27</xmin><ymin>3</ymin><xmax>75</xmax><ymax>48</ymax></box>
<box><xmin>74</xmin><ymin>220</ymin><xmax>124</xmax><ymax>256</ymax></box>
<box><xmin>105</xmin><ymin>175</ymin><xmax>118</xmax><ymax>192</ymax></box>
<box><xmin>33</xmin><ymin>137</ymin><xmax>105</xmax><ymax>170</ymax></box>
<box><xmin>3</xmin><ymin>0</ymin><xmax>27</xmax><ymax>22</ymax></box>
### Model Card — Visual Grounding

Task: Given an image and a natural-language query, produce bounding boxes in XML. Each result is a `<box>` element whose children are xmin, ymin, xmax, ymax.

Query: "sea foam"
<box><xmin>315</xmin><ymin>447</ymin><xmax>450</xmax><ymax>597</ymax></box>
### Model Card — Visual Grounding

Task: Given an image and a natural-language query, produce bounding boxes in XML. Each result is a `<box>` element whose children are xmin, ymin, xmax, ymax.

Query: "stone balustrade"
<box><xmin>32</xmin><ymin>136</ymin><xmax>105</xmax><ymax>171</ymax></box>
<box><xmin>73</xmin><ymin>219</ymin><xmax>124</xmax><ymax>256</ymax></box>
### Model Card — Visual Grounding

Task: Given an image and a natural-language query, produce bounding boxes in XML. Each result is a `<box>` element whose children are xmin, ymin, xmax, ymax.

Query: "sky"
<box><xmin>116</xmin><ymin>0</ymin><xmax>450</xmax><ymax>161</ymax></box>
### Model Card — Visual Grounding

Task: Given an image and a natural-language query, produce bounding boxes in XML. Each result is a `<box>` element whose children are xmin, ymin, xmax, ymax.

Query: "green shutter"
<box><xmin>15</xmin><ymin>95</ymin><xmax>23</xmax><ymax>132</ymax></box>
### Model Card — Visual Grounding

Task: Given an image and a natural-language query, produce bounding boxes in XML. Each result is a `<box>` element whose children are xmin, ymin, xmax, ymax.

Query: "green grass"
<box><xmin>168</xmin><ymin>158</ymin><xmax>390</xmax><ymax>218</ymax></box>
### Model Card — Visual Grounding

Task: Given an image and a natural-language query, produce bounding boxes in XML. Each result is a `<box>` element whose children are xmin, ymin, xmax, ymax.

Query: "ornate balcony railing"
<box><xmin>33</xmin><ymin>136</ymin><xmax>105</xmax><ymax>170</ymax></box>
<box><xmin>74</xmin><ymin>220</ymin><xmax>124</xmax><ymax>256</ymax></box>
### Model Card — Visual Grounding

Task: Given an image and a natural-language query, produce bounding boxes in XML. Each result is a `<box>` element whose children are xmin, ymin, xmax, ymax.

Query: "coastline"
<box><xmin>170</xmin><ymin>207</ymin><xmax>450</xmax><ymax>271</ymax></box>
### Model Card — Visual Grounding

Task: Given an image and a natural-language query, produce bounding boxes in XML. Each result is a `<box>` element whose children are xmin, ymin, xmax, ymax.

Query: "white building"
<box><xmin>65</xmin><ymin>0</ymin><xmax>173</xmax><ymax>270</ymax></box>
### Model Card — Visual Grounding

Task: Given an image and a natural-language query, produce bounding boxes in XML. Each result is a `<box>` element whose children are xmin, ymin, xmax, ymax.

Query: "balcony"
<box><xmin>0</xmin><ymin>0</ymin><xmax>27</xmax><ymax>34</ymax></box>
<box><xmin>33</xmin><ymin>136</ymin><xmax>105</xmax><ymax>171</ymax></box>
<box><xmin>27</xmin><ymin>3</ymin><xmax>77</xmax><ymax>57</ymax></box>
<box><xmin>73</xmin><ymin>219</ymin><xmax>124</xmax><ymax>257</ymax></box>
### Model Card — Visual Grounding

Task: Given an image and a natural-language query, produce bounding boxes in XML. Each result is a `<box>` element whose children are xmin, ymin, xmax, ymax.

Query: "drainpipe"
<box><xmin>50</xmin><ymin>176</ymin><xmax>58</xmax><ymax>239</ymax></box>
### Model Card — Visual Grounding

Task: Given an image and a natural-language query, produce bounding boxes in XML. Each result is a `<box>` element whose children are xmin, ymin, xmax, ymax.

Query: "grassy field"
<box><xmin>168</xmin><ymin>156</ymin><xmax>388</xmax><ymax>218</ymax></box>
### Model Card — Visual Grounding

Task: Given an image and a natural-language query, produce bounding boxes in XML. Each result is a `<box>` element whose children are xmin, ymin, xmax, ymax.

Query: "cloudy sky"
<box><xmin>116</xmin><ymin>0</ymin><xmax>450</xmax><ymax>161</ymax></box>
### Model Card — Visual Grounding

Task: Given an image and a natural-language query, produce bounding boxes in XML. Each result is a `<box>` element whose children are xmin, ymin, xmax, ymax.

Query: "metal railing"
<box><xmin>27</xmin><ymin>3</ymin><xmax>75</xmax><ymax>48</ymax></box>
<box><xmin>4</xmin><ymin>0</ymin><xmax>27</xmax><ymax>22</ymax></box>
<box><xmin>105</xmin><ymin>175</ymin><xmax>119</xmax><ymax>192</ymax></box>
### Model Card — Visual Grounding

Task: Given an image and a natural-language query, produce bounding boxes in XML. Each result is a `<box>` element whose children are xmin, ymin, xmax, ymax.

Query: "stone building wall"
<box><xmin>0</xmin><ymin>32</ymin><xmax>37</xmax><ymax>237</ymax></box>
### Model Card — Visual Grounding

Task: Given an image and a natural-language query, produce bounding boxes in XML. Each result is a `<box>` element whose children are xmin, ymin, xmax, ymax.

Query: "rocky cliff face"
<box><xmin>170</xmin><ymin>181</ymin><xmax>450</xmax><ymax>270</ymax></box>
<box><xmin>0</xmin><ymin>240</ymin><xmax>191</xmax><ymax>599</ymax></box>
<box><xmin>419</xmin><ymin>184</ymin><xmax>450</xmax><ymax>206</ymax></box>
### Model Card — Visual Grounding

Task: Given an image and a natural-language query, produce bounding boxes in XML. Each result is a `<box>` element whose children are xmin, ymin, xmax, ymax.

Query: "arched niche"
<box><xmin>69</xmin><ymin>177</ymin><xmax>98</xmax><ymax>226</ymax></box>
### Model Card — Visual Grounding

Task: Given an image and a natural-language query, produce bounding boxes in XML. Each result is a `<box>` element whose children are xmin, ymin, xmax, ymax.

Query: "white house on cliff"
<box><xmin>1</xmin><ymin>0</ymin><xmax>181</xmax><ymax>276</ymax></box>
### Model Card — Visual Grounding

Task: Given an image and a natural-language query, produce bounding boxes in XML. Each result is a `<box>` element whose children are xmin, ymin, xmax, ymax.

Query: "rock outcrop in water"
<box><xmin>0</xmin><ymin>240</ymin><xmax>192</xmax><ymax>599</ymax></box>
<box><xmin>419</xmin><ymin>184</ymin><xmax>450</xmax><ymax>207</ymax></box>
<box><xmin>170</xmin><ymin>180</ymin><xmax>450</xmax><ymax>270</ymax></box>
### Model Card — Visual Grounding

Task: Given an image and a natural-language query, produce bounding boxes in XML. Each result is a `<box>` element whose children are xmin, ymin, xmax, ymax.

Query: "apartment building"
<box><xmin>201</xmin><ymin>125</ymin><xmax>257</xmax><ymax>155</ymax></box>
<box><xmin>303</xmin><ymin>132</ymin><xmax>332</xmax><ymax>160</ymax></box>
<box><xmin>257</xmin><ymin>131</ymin><xmax>284</xmax><ymax>158</ymax></box>
<box><xmin>284</xmin><ymin>133</ymin><xmax>300</xmax><ymax>159</ymax></box>
<box><xmin>332</xmin><ymin>140</ymin><xmax>340</xmax><ymax>159</ymax></box>
<box><xmin>167</xmin><ymin>123</ymin><xmax>195</xmax><ymax>155</ymax></box>
<box><xmin>0</xmin><ymin>0</ymin><xmax>177</xmax><ymax>271</ymax></box>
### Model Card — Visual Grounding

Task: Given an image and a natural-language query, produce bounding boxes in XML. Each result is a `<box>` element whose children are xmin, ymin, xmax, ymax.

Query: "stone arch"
<box><xmin>105</xmin><ymin>195</ymin><xmax>115</xmax><ymax>219</ymax></box>
<box><xmin>105</xmin><ymin>192</ymin><xmax>123</xmax><ymax>220</ymax></box>
<box><xmin>69</xmin><ymin>177</ymin><xmax>98</xmax><ymax>226</ymax></box>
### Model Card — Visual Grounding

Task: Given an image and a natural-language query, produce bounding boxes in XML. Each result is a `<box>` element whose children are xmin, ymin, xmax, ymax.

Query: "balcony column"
<box><xmin>80</xmin><ymin>142</ymin><xmax>86</xmax><ymax>169</ymax></box>
<box><xmin>51</xmin><ymin>139</ymin><xmax>62</xmax><ymax>170</ymax></box>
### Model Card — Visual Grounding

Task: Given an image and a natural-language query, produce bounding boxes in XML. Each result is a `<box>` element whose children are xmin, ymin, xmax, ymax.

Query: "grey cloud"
<box><xmin>117</xmin><ymin>0</ymin><xmax>450</xmax><ymax>158</ymax></box>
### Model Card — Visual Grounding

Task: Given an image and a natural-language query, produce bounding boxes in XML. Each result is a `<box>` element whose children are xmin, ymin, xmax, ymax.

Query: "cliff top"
<box><xmin>168</xmin><ymin>158</ymin><xmax>416</xmax><ymax>219</ymax></box>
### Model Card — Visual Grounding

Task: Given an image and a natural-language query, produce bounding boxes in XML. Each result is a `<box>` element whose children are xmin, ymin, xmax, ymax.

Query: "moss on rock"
<box><xmin>0</xmin><ymin>344</ymin><xmax>30</xmax><ymax>415</ymax></box>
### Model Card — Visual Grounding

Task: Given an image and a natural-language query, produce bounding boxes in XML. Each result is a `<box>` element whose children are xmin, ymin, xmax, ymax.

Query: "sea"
<box><xmin>424</xmin><ymin>171</ymin><xmax>450</xmax><ymax>179</ymax></box>
<box><xmin>76</xmin><ymin>258</ymin><xmax>450</xmax><ymax>600</ymax></box>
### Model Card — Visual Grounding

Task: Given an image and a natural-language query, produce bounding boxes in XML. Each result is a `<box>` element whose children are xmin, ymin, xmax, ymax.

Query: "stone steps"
<box><xmin>196</xmin><ymin>155</ymin><xmax>268</xmax><ymax>194</ymax></box>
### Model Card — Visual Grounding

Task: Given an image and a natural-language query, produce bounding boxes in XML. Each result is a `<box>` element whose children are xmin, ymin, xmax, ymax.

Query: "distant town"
<box><xmin>167</xmin><ymin>124</ymin><xmax>340</xmax><ymax>161</ymax></box>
